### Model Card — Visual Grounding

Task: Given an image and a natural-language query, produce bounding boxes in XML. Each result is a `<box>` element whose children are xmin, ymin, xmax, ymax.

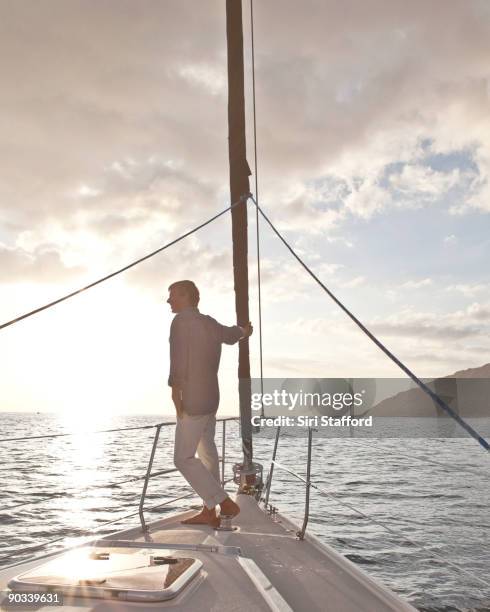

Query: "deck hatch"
<box><xmin>8</xmin><ymin>544</ymin><xmax>202</xmax><ymax>602</ymax></box>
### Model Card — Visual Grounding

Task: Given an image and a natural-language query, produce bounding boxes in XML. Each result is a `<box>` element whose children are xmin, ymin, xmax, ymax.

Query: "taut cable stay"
<box><xmin>351</xmin><ymin>438</ymin><xmax>485</xmax><ymax>478</ymax></box>
<box><xmin>0</xmin><ymin>197</ymin><xmax>246</xmax><ymax>331</ymax></box>
<box><xmin>248</xmin><ymin>195</ymin><xmax>490</xmax><ymax>453</ymax></box>
<box><xmin>1</xmin><ymin>190</ymin><xmax>488</xmax><ymax>452</ymax></box>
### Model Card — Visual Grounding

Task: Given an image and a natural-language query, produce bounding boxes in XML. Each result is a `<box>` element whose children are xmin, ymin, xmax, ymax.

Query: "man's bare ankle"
<box><xmin>219</xmin><ymin>496</ymin><xmax>239</xmax><ymax>516</ymax></box>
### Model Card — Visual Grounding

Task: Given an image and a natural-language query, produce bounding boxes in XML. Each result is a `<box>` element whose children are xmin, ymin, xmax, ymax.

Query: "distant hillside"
<box><xmin>448</xmin><ymin>363</ymin><xmax>490</xmax><ymax>378</ymax></box>
<box><xmin>368</xmin><ymin>363</ymin><xmax>490</xmax><ymax>417</ymax></box>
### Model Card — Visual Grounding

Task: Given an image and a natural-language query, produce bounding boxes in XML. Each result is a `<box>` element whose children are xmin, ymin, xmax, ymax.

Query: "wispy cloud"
<box><xmin>444</xmin><ymin>234</ymin><xmax>458</xmax><ymax>245</ymax></box>
<box><xmin>342</xmin><ymin>275</ymin><xmax>366</xmax><ymax>288</ymax></box>
<box><xmin>0</xmin><ymin>244</ymin><xmax>84</xmax><ymax>283</ymax></box>
<box><xmin>446</xmin><ymin>283</ymin><xmax>490</xmax><ymax>297</ymax></box>
<box><xmin>399</xmin><ymin>278</ymin><xmax>433</xmax><ymax>289</ymax></box>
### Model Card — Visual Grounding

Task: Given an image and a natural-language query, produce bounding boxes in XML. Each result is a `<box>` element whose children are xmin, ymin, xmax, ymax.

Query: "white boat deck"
<box><xmin>0</xmin><ymin>494</ymin><xmax>416</xmax><ymax>611</ymax></box>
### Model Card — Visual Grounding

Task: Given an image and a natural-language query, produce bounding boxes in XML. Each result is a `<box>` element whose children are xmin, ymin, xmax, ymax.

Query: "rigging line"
<box><xmin>351</xmin><ymin>438</ymin><xmax>485</xmax><ymax>479</ymax></box>
<box><xmin>0</xmin><ymin>492</ymin><xmax>198</xmax><ymax>567</ymax></box>
<box><xmin>390</xmin><ymin>514</ymin><xmax>490</xmax><ymax>532</ymax></box>
<box><xmin>311</xmin><ymin>483</ymin><xmax>490</xmax><ymax>591</ymax></box>
<box><xmin>296</xmin><ymin>486</ymin><xmax>487</xmax><ymax>557</ymax></box>
<box><xmin>250</xmin><ymin>0</ymin><xmax>264</xmax><ymax>416</ymax></box>
<box><xmin>3</xmin><ymin>493</ymin><xmax>68</xmax><ymax>512</ymax></box>
<box><xmin>248</xmin><ymin>195</ymin><xmax>490</xmax><ymax>454</ymax></box>
<box><xmin>3</xmin><ymin>470</ymin><xmax>168</xmax><ymax>512</ymax></box>
<box><xmin>0</xmin><ymin>480</ymin><xmax>236</xmax><ymax>570</ymax></box>
<box><xmin>272</xmin><ymin>459</ymin><xmax>490</xmax><ymax>590</ymax></box>
<box><xmin>0</xmin><ymin>423</ymin><xmax>160</xmax><ymax>443</ymax></box>
<box><xmin>0</xmin><ymin>196</ymin><xmax>247</xmax><ymax>332</ymax></box>
<box><xmin>93</xmin><ymin>489</ymin><xmax>196</xmax><ymax>528</ymax></box>
<box><xmin>0</xmin><ymin>534</ymin><xmax>71</xmax><ymax>566</ymax></box>
<box><xmin>0</xmin><ymin>416</ymin><xmax>239</xmax><ymax>443</ymax></box>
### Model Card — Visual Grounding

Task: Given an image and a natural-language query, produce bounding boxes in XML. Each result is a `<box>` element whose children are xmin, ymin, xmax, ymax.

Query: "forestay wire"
<box><xmin>248</xmin><ymin>194</ymin><xmax>490</xmax><ymax>454</ymax></box>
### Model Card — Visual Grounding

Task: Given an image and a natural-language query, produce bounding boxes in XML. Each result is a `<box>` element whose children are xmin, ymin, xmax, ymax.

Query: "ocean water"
<box><xmin>0</xmin><ymin>412</ymin><xmax>489</xmax><ymax>612</ymax></box>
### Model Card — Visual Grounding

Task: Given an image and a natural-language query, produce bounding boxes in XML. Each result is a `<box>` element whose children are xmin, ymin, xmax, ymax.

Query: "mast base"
<box><xmin>233</xmin><ymin>461</ymin><xmax>263</xmax><ymax>496</ymax></box>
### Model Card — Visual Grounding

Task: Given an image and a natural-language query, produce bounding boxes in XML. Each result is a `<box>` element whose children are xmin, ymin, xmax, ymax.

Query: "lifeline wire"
<box><xmin>352</xmin><ymin>438</ymin><xmax>485</xmax><ymax>479</ymax></box>
<box><xmin>248</xmin><ymin>195</ymin><xmax>490</xmax><ymax>453</ymax></box>
<box><xmin>250</xmin><ymin>0</ymin><xmax>265</xmax><ymax>416</ymax></box>
<box><xmin>0</xmin><ymin>416</ymin><xmax>238</xmax><ymax>444</ymax></box>
<box><xmin>0</xmin><ymin>423</ymin><xmax>159</xmax><ymax>443</ymax></box>
<box><xmin>0</xmin><ymin>478</ymin><xmax>234</xmax><ymax>569</ymax></box>
<box><xmin>0</xmin><ymin>491</ymin><xmax>197</xmax><ymax>568</ymax></box>
<box><xmin>0</xmin><ymin>196</ymin><xmax>246</xmax><ymax>331</ymax></box>
<box><xmin>2</xmin><ymin>469</ymin><xmax>175</xmax><ymax>512</ymax></box>
<box><xmin>272</xmin><ymin>458</ymin><xmax>490</xmax><ymax>590</ymax></box>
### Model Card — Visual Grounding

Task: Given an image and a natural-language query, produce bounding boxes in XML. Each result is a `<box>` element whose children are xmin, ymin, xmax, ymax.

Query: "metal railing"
<box><xmin>262</xmin><ymin>426</ymin><xmax>314</xmax><ymax>540</ymax></box>
<box><xmin>259</xmin><ymin>426</ymin><xmax>490</xmax><ymax>593</ymax></box>
<box><xmin>0</xmin><ymin>417</ymin><xmax>239</xmax><ymax>568</ymax></box>
<box><xmin>138</xmin><ymin>417</ymin><xmax>238</xmax><ymax>532</ymax></box>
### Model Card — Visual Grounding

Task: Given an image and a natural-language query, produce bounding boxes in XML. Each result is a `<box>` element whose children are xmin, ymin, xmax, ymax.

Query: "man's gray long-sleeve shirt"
<box><xmin>168</xmin><ymin>307</ymin><xmax>243</xmax><ymax>415</ymax></box>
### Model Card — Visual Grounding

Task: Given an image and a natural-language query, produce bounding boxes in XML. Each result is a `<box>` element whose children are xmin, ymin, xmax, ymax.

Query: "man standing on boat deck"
<box><xmin>167</xmin><ymin>280</ymin><xmax>253</xmax><ymax>528</ymax></box>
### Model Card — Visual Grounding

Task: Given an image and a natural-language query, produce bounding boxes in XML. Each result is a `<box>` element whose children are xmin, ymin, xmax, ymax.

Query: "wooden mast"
<box><xmin>226</xmin><ymin>0</ymin><xmax>253</xmax><ymax>468</ymax></box>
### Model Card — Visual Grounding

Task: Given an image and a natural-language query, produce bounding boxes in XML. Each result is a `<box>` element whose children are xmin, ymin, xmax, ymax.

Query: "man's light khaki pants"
<box><xmin>174</xmin><ymin>412</ymin><xmax>228</xmax><ymax>509</ymax></box>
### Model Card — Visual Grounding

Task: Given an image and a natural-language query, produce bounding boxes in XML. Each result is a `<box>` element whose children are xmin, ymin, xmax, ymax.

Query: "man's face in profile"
<box><xmin>167</xmin><ymin>288</ymin><xmax>190</xmax><ymax>313</ymax></box>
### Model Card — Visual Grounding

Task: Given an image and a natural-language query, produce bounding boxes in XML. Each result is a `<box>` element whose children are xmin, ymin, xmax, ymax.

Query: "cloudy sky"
<box><xmin>1</xmin><ymin>0</ymin><xmax>490</xmax><ymax>416</ymax></box>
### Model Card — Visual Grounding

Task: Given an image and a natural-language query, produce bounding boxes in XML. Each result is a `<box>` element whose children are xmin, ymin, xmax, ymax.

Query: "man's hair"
<box><xmin>168</xmin><ymin>280</ymin><xmax>200</xmax><ymax>306</ymax></box>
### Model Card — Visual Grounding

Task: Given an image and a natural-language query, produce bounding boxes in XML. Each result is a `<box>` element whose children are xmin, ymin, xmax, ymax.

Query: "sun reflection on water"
<box><xmin>51</xmin><ymin>409</ymin><xmax>119</xmax><ymax>532</ymax></box>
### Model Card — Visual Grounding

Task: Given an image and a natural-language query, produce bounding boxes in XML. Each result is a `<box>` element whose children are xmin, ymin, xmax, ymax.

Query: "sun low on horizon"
<box><xmin>2</xmin><ymin>1</ymin><xmax>490</xmax><ymax>418</ymax></box>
